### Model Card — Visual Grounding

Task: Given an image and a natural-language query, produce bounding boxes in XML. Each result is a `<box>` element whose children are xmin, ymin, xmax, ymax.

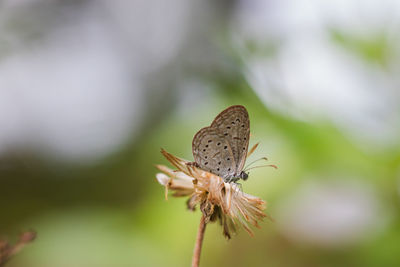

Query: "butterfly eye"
<box><xmin>224</xmin><ymin>133</ymin><xmax>228</xmax><ymax>136</ymax></box>
<box><xmin>224</xmin><ymin>146</ymin><xmax>227</xmax><ymax>149</ymax></box>
<box><xmin>227</xmin><ymin>158</ymin><xmax>230</xmax><ymax>161</ymax></box>
<box><xmin>218</xmin><ymin>162</ymin><xmax>221</xmax><ymax>165</ymax></box>
<box><xmin>227</xmin><ymin>126</ymin><xmax>231</xmax><ymax>129</ymax></box>
<box><xmin>205</xmin><ymin>162</ymin><xmax>208</xmax><ymax>165</ymax></box>
<box><xmin>208</xmin><ymin>140</ymin><xmax>212</xmax><ymax>143</ymax></box>
<box><xmin>205</xmin><ymin>145</ymin><xmax>209</xmax><ymax>148</ymax></box>
<box><xmin>217</xmin><ymin>142</ymin><xmax>221</xmax><ymax>146</ymax></box>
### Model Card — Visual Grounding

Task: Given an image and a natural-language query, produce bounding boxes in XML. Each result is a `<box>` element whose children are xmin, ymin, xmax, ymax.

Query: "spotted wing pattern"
<box><xmin>192</xmin><ymin>105</ymin><xmax>250</xmax><ymax>179</ymax></box>
<box><xmin>192</xmin><ymin>127</ymin><xmax>236</xmax><ymax>178</ymax></box>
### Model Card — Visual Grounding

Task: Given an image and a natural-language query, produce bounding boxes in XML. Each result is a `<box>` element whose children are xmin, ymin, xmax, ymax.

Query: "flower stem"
<box><xmin>192</xmin><ymin>215</ymin><xmax>207</xmax><ymax>267</ymax></box>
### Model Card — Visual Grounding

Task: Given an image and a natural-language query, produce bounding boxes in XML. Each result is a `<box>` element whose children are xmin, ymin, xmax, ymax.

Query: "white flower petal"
<box><xmin>156</xmin><ymin>173</ymin><xmax>170</xmax><ymax>186</ymax></box>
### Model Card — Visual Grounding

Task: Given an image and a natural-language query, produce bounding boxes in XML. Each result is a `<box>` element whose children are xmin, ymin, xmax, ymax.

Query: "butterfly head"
<box><xmin>239</xmin><ymin>171</ymin><xmax>248</xmax><ymax>181</ymax></box>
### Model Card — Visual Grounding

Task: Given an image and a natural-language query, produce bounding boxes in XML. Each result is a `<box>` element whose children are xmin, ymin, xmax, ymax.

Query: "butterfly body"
<box><xmin>225</xmin><ymin>171</ymin><xmax>248</xmax><ymax>183</ymax></box>
<box><xmin>192</xmin><ymin>105</ymin><xmax>250</xmax><ymax>183</ymax></box>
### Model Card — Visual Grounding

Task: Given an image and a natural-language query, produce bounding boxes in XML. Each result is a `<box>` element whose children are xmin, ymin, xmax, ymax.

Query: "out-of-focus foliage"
<box><xmin>1</xmin><ymin>1</ymin><xmax>400</xmax><ymax>267</ymax></box>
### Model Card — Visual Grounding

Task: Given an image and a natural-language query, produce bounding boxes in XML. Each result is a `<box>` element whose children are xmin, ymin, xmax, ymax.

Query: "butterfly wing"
<box><xmin>192</xmin><ymin>127</ymin><xmax>236</xmax><ymax>178</ymax></box>
<box><xmin>211</xmin><ymin>105</ymin><xmax>250</xmax><ymax>175</ymax></box>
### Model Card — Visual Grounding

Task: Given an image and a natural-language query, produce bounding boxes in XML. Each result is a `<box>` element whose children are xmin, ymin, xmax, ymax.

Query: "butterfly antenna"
<box><xmin>244</xmin><ymin>157</ymin><xmax>268</xmax><ymax>171</ymax></box>
<box><xmin>245</xmin><ymin>164</ymin><xmax>278</xmax><ymax>171</ymax></box>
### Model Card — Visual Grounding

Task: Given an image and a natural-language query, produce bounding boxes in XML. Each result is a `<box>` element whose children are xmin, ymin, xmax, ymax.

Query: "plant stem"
<box><xmin>192</xmin><ymin>215</ymin><xmax>207</xmax><ymax>267</ymax></box>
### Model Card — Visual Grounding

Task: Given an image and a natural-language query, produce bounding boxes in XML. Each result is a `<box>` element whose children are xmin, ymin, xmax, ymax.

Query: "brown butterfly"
<box><xmin>191</xmin><ymin>105</ymin><xmax>253</xmax><ymax>183</ymax></box>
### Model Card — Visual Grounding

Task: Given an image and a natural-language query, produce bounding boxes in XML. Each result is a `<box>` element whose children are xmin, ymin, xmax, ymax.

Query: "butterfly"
<box><xmin>191</xmin><ymin>105</ymin><xmax>252</xmax><ymax>183</ymax></box>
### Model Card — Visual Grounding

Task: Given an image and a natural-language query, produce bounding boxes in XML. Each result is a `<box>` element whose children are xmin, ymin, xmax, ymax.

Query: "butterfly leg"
<box><xmin>186</xmin><ymin>161</ymin><xmax>199</xmax><ymax>168</ymax></box>
<box><xmin>224</xmin><ymin>176</ymin><xmax>240</xmax><ymax>184</ymax></box>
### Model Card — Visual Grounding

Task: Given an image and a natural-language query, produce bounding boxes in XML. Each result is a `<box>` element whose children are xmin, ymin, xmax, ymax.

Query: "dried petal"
<box><xmin>156</xmin><ymin>149</ymin><xmax>269</xmax><ymax>238</ymax></box>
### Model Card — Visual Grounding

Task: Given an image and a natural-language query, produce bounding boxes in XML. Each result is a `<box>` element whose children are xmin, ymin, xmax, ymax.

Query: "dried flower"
<box><xmin>156</xmin><ymin>149</ymin><xmax>269</xmax><ymax>239</ymax></box>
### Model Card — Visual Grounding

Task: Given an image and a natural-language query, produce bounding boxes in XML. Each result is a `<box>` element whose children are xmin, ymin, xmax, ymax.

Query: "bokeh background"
<box><xmin>1</xmin><ymin>0</ymin><xmax>400</xmax><ymax>266</ymax></box>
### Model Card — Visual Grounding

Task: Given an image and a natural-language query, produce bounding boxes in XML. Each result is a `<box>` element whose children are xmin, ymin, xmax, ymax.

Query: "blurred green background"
<box><xmin>1</xmin><ymin>0</ymin><xmax>400</xmax><ymax>266</ymax></box>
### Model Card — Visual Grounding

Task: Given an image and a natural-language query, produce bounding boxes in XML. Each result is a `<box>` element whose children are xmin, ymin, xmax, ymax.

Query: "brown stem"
<box><xmin>191</xmin><ymin>215</ymin><xmax>207</xmax><ymax>267</ymax></box>
<box><xmin>0</xmin><ymin>231</ymin><xmax>36</xmax><ymax>267</ymax></box>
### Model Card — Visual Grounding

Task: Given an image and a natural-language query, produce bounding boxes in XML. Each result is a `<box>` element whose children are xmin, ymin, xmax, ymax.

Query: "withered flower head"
<box><xmin>156</xmin><ymin>149</ymin><xmax>269</xmax><ymax>239</ymax></box>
